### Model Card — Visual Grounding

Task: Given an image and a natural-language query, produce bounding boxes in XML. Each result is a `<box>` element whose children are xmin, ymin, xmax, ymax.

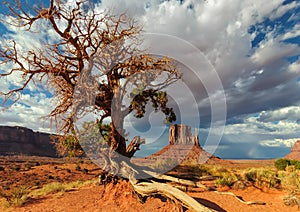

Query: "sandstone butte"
<box><xmin>285</xmin><ymin>140</ymin><xmax>300</xmax><ymax>160</ymax></box>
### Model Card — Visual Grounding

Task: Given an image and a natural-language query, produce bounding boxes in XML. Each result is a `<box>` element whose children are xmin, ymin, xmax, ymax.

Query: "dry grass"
<box><xmin>30</xmin><ymin>180</ymin><xmax>96</xmax><ymax>197</ymax></box>
<box><xmin>0</xmin><ymin>179</ymin><xmax>97</xmax><ymax>209</ymax></box>
<box><xmin>0</xmin><ymin>186</ymin><xmax>30</xmax><ymax>207</ymax></box>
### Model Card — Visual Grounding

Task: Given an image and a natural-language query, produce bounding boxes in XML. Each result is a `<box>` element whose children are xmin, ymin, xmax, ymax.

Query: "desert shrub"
<box><xmin>30</xmin><ymin>182</ymin><xmax>65</xmax><ymax>197</ymax></box>
<box><xmin>0</xmin><ymin>186</ymin><xmax>29</xmax><ymax>207</ymax></box>
<box><xmin>180</xmin><ymin>163</ymin><xmax>211</xmax><ymax>177</ymax></box>
<box><xmin>150</xmin><ymin>159</ymin><xmax>179</xmax><ymax>172</ymax></box>
<box><xmin>30</xmin><ymin>180</ymin><xmax>95</xmax><ymax>197</ymax></box>
<box><xmin>207</xmin><ymin>166</ymin><xmax>230</xmax><ymax>177</ymax></box>
<box><xmin>193</xmin><ymin>165</ymin><xmax>212</xmax><ymax>177</ymax></box>
<box><xmin>290</xmin><ymin>160</ymin><xmax>300</xmax><ymax>170</ymax></box>
<box><xmin>0</xmin><ymin>166</ymin><xmax>4</xmax><ymax>171</ymax></box>
<box><xmin>244</xmin><ymin>168</ymin><xmax>279</xmax><ymax>189</ymax></box>
<box><xmin>275</xmin><ymin>158</ymin><xmax>291</xmax><ymax>170</ymax></box>
<box><xmin>215</xmin><ymin>172</ymin><xmax>238</xmax><ymax>187</ymax></box>
<box><xmin>245</xmin><ymin>170</ymin><xmax>257</xmax><ymax>182</ymax></box>
<box><xmin>82</xmin><ymin>168</ymin><xmax>89</xmax><ymax>174</ymax></box>
<box><xmin>286</xmin><ymin>165</ymin><xmax>296</xmax><ymax>173</ymax></box>
<box><xmin>275</xmin><ymin>159</ymin><xmax>300</xmax><ymax>171</ymax></box>
<box><xmin>280</xmin><ymin>169</ymin><xmax>300</xmax><ymax>192</ymax></box>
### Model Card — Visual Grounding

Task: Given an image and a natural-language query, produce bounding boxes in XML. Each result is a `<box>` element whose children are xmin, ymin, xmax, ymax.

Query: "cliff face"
<box><xmin>285</xmin><ymin>140</ymin><xmax>300</xmax><ymax>160</ymax></box>
<box><xmin>145</xmin><ymin>124</ymin><xmax>221</xmax><ymax>164</ymax></box>
<box><xmin>0</xmin><ymin>126</ymin><xmax>57</xmax><ymax>157</ymax></box>
<box><xmin>169</xmin><ymin>124</ymin><xmax>199</xmax><ymax>146</ymax></box>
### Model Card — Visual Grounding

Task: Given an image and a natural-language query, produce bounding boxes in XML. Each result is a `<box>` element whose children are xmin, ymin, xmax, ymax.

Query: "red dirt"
<box><xmin>0</xmin><ymin>156</ymin><xmax>299</xmax><ymax>212</ymax></box>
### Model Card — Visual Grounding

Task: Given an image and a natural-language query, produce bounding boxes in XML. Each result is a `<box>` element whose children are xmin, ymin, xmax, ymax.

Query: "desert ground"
<box><xmin>0</xmin><ymin>156</ymin><xmax>299</xmax><ymax>212</ymax></box>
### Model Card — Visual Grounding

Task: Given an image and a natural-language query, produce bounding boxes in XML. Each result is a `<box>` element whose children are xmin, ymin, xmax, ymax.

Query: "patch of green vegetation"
<box><xmin>215</xmin><ymin>172</ymin><xmax>238</xmax><ymax>187</ymax></box>
<box><xmin>244</xmin><ymin>168</ymin><xmax>280</xmax><ymax>189</ymax></box>
<box><xmin>30</xmin><ymin>180</ymin><xmax>96</xmax><ymax>198</ymax></box>
<box><xmin>275</xmin><ymin>159</ymin><xmax>300</xmax><ymax>171</ymax></box>
<box><xmin>0</xmin><ymin>186</ymin><xmax>30</xmax><ymax>207</ymax></box>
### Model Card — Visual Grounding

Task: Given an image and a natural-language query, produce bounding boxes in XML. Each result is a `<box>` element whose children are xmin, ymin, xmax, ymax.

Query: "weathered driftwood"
<box><xmin>132</xmin><ymin>180</ymin><xmax>216</xmax><ymax>212</ymax></box>
<box><xmin>143</xmin><ymin>170</ymin><xmax>208</xmax><ymax>190</ymax></box>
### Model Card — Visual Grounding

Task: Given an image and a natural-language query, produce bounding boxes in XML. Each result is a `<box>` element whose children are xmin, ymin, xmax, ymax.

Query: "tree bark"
<box><xmin>132</xmin><ymin>181</ymin><xmax>216</xmax><ymax>212</ymax></box>
<box><xmin>126</xmin><ymin>136</ymin><xmax>145</xmax><ymax>158</ymax></box>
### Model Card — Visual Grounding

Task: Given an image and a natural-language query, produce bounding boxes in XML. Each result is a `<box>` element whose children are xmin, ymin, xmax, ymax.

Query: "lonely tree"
<box><xmin>0</xmin><ymin>1</ymin><xmax>218</xmax><ymax>211</ymax></box>
<box><xmin>0</xmin><ymin>0</ymin><xmax>180</xmax><ymax>157</ymax></box>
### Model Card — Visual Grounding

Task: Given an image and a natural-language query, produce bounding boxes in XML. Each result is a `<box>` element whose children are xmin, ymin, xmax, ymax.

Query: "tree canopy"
<box><xmin>0</xmin><ymin>0</ymin><xmax>181</xmax><ymax>157</ymax></box>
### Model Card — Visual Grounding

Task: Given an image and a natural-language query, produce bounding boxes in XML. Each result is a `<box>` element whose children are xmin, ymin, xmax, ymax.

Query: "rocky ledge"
<box><xmin>0</xmin><ymin>126</ymin><xmax>57</xmax><ymax>157</ymax></box>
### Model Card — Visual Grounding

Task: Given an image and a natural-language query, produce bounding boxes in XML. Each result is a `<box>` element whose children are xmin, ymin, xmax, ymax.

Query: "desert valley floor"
<box><xmin>0</xmin><ymin>156</ymin><xmax>299</xmax><ymax>212</ymax></box>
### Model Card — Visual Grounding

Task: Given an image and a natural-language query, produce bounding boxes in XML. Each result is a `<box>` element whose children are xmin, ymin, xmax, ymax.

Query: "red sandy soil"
<box><xmin>0</xmin><ymin>156</ymin><xmax>298</xmax><ymax>212</ymax></box>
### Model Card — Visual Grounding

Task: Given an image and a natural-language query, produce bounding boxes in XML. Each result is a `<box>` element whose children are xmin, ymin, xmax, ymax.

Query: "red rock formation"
<box><xmin>136</xmin><ymin>124</ymin><xmax>223</xmax><ymax>166</ymax></box>
<box><xmin>0</xmin><ymin>126</ymin><xmax>57</xmax><ymax>157</ymax></box>
<box><xmin>169</xmin><ymin>124</ymin><xmax>199</xmax><ymax>146</ymax></box>
<box><xmin>285</xmin><ymin>140</ymin><xmax>300</xmax><ymax>160</ymax></box>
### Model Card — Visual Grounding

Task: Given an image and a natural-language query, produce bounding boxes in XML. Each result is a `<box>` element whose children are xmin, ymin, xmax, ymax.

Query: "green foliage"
<box><xmin>290</xmin><ymin>160</ymin><xmax>300</xmax><ymax>170</ymax></box>
<box><xmin>275</xmin><ymin>158</ymin><xmax>291</xmax><ymax>170</ymax></box>
<box><xmin>244</xmin><ymin>170</ymin><xmax>257</xmax><ymax>182</ymax></box>
<box><xmin>129</xmin><ymin>89</ymin><xmax>176</xmax><ymax>124</ymax></box>
<box><xmin>244</xmin><ymin>168</ymin><xmax>280</xmax><ymax>189</ymax></box>
<box><xmin>55</xmin><ymin>132</ymin><xmax>84</xmax><ymax>157</ymax></box>
<box><xmin>207</xmin><ymin>166</ymin><xmax>230</xmax><ymax>177</ymax></box>
<box><xmin>55</xmin><ymin>121</ymin><xmax>110</xmax><ymax>157</ymax></box>
<box><xmin>215</xmin><ymin>172</ymin><xmax>238</xmax><ymax>187</ymax></box>
<box><xmin>275</xmin><ymin>159</ymin><xmax>300</xmax><ymax>171</ymax></box>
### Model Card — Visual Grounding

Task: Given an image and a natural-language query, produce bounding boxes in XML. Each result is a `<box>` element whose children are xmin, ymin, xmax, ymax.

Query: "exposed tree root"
<box><xmin>131</xmin><ymin>180</ymin><xmax>216</xmax><ymax>212</ymax></box>
<box><xmin>101</xmin><ymin>155</ymin><xmax>266</xmax><ymax>211</ymax></box>
<box><xmin>143</xmin><ymin>170</ymin><xmax>209</xmax><ymax>190</ymax></box>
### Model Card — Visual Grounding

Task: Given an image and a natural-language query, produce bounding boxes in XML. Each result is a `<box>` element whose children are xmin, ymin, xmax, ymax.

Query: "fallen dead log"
<box><xmin>132</xmin><ymin>180</ymin><xmax>217</xmax><ymax>212</ymax></box>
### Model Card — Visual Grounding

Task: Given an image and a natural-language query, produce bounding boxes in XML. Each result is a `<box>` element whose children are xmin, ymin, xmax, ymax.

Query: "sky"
<box><xmin>0</xmin><ymin>0</ymin><xmax>300</xmax><ymax>159</ymax></box>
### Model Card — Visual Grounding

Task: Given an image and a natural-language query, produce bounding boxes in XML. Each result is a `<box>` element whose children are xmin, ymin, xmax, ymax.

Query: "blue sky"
<box><xmin>1</xmin><ymin>0</ymin><xmax>300</xmax><ymax>159</ymax></box>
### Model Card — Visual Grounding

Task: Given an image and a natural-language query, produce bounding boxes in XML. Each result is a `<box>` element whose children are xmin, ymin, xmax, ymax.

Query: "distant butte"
<box><xmin>135</xmin><ymin>124</ymin><xmax>226</xmax><ymax>166</ymax></box>
<box><xmin>285</xmin><ymin>140</ymin><xmax>300</xmax><ymax>160</ymax></box>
